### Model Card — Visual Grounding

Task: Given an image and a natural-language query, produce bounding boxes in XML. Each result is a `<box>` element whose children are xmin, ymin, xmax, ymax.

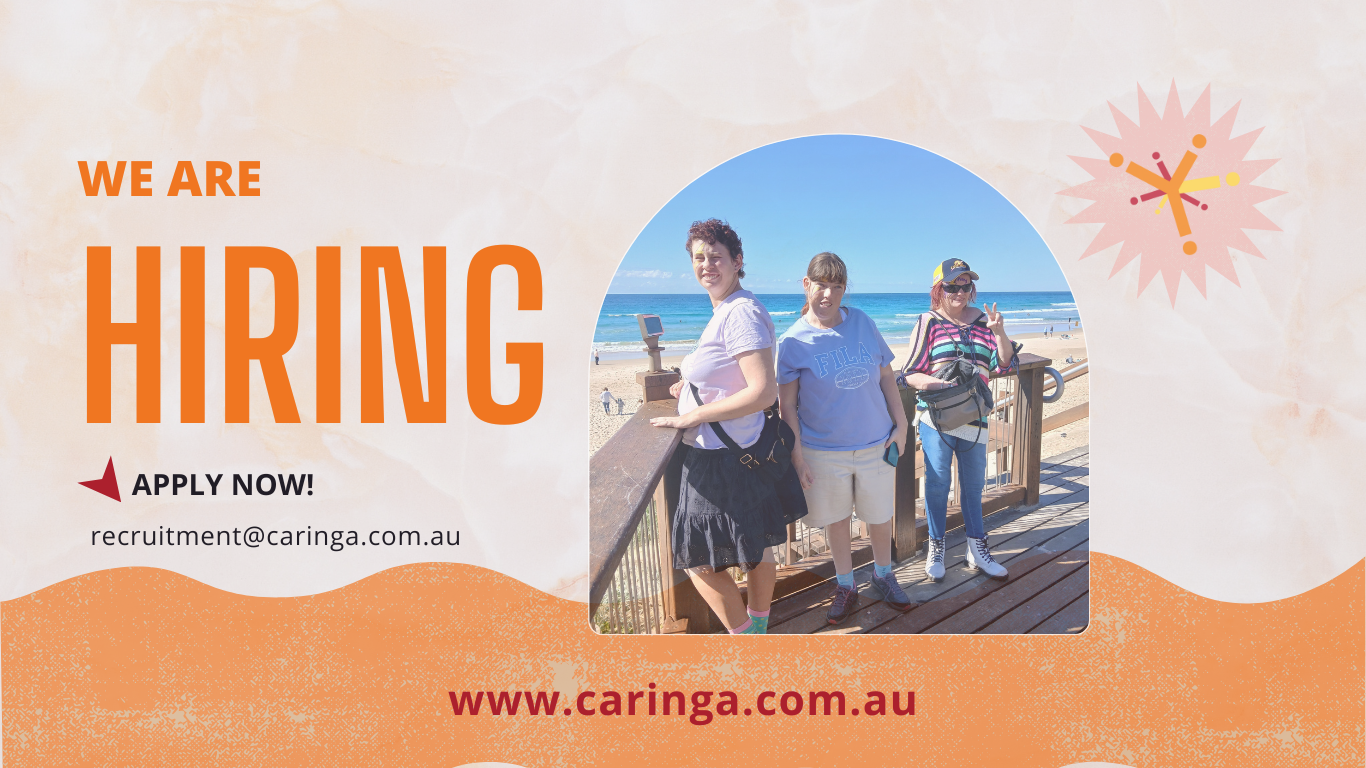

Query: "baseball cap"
<box><xmin>932</xmin><ymin>258</ymin><xmax>979</xmax><ymax>285</ymax></box>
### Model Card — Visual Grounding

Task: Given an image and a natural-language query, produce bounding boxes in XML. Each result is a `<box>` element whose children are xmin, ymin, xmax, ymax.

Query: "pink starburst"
<box><xmin>1061</xmin><ymin>82</ymin><xmax>1284</xmax><ymax>304</ymax></box>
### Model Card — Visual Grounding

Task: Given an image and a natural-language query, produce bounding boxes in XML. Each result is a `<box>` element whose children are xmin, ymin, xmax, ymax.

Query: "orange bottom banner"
<box><xmin>4</xmin><ymin>554</ymin><xmax>1361</xmax><ymax>766</ymax></box>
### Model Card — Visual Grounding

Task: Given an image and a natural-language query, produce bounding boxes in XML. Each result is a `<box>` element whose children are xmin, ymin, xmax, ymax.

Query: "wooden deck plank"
<box><xmin>766</xmin><ymin>445</ymin><xmax>1090</xmax><ymax>635</ymax></box>
<box><xmin>775</xmin><ymin>500</ymin><xmax>1081</xmax><ymax>631</ymax></box>
<box><xmin>868</xmin><ymin>520</ymin><xmax>1091</xmax><ymax>635</ymax></box>
<box><xmin>1039</xmin><ymin>461</ymin><xmax>1089</xmax><ymax>490</ymax></box>
<box><xmin>767</xmin><ymin>498</ymin><xmax>1078</xmax><ymax>629</ymax></box>
<box><xmin>922</xmin><ymin>548</ymin><xmax>1089</xmax><ymax>634</ymax></box>
<box><xmin>865</xmin><ymin>549</ymin><xmax>1064</xmax><ymax>635</ymax></box>
<box><xmin>1037</xmin><ymin>481</ymin><xmax>1087</xmax><ymax>506</ymax></box>
<box><xmin>768</xmin><ymin>502</ymin><xmax>1086</xmax><ymax>633</ymax></box>
<box><xmin>1036</xmin><ymin>482</ymin><xmax>1088</xmax><ymax>509</ymax></box>
<box><xmin>1045</xmin><ymin>450</ymin><xmax>1088</xmax><ymax>467</ymax></box>
<box><xmin>814</xmin><ymin>511</ymin><xmax>1092</xmax><ymax>636</ymax></box>
<box><xmin>979</xmin><ymin>565</ymin><xmax>1090</xmax><ymax>635</ymax></box>
<box><xmin>898</xmin><ymin>507</ymin><xmax>1090</xmax><ymax>601</ymax></box>
<box><xmin>1040</xmin><ymin>465</ymin><xmax>1088</xmax><ymax>487</ymax></box>
<box><xmin>1040</xmin><ymin>446</ymin><xmax>1089</xmax><ymax>468</ymax></box>
<box><xmin>767</xmin><ymin>506</ymin><xmax>1058</xmax><ymax>633</ymax></box>
<box><xmin>1037</xmin><ymin>456</ymin><xmax>1088</xmax><ymax>491</ymax></box>
<box><xmin>1029</xmin><ymin>592</ymin><xmax>1089</xmax><ymax>634</ymax></box>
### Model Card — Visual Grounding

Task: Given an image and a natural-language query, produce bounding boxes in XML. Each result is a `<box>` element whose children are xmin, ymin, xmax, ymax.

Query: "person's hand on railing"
<box><xmin>650</xmin><ymin>414</ymin><xmax>694</xmax><ymax>429</ymax></box>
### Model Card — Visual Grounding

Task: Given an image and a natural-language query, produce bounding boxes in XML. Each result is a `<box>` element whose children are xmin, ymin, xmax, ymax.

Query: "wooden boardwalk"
<box><xmin>768</xmin><ymin>445</ymin><xmax>1090</xmax><ymax>635</ymax></box>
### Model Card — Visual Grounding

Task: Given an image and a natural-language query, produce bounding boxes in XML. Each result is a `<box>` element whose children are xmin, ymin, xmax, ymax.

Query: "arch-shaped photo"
<box><xmin>588</xmin><ymin>135</ymin><xmax>1089</xmax><ymax>636</ymax></box>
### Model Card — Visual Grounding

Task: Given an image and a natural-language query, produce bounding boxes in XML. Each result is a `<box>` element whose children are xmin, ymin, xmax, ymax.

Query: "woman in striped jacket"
<box><xmin>901</xmin><ymin>258</ymin><xmax>1020</xmax><ymax>584</ymax></box>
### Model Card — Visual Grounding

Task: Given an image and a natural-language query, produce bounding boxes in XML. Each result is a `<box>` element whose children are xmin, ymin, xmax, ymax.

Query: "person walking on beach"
<box><xmin>599</xmin><ymin>387</ymin><xmax>612</xmax><ymax>414</ymax></box>
<box><xmin>594</xmin><ymin>351</ymin><xmax>600</xmax><ymax>365</ymax></box>
<box><xmin>776</xmin><ymin>252</ymin><xmax>914</xmax><ymax>625</ymax></box>
<box><xmin>615</xmin><ymin>396</ymin><xmax>625</xmax><ymax>415</ymax></box>
<box><xmin>901</xmin><ymin>258</ymin><xmax>1019</xmax><ymax>584</ymax></box>
<box><xmin>650</xmin><ymin>219</ymin><xmax>806</xmax><ymax>635</ymax></box>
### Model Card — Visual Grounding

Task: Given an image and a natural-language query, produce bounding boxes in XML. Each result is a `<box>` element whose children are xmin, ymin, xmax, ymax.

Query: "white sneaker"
<box><xmin>925</xmin><ymin>538</ymin><xmax>945</xmax><ymax>582</ymax></box>
<box><xmin>965</xmin><ymin>535</ymin><xmax>1008</xmax><ymax>580</ymax></box>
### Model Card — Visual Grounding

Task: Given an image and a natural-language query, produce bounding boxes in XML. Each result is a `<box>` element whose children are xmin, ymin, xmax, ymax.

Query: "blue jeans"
<box><xmin>918</xmin><ymin>420</ymin><xmax>987</xmax><ymax>541</ymax></box>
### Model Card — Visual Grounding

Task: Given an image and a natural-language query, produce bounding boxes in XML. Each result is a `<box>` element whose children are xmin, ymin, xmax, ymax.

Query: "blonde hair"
<box><xmin>800</xmin><ymin>252</ymin><xmax>848</xmax><ymax>315</ymax></box>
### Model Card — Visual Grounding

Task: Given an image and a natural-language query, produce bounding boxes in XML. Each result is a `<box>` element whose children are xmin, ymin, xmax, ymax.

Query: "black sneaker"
<box><xmin>826</xmin><ymin>584</ymin><xmax>860</xmax><ymax>625</ymax></box>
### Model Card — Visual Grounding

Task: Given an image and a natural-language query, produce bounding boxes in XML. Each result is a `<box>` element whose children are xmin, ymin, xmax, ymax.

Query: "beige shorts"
<box><xmin>800</xmin><ymin>444</ymin><xmax>896</xmax><ymax>529</ymax></box>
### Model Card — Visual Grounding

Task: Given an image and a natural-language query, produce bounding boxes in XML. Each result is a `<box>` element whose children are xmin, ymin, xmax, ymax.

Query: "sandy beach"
<box><xmin>589</xmin><ymin>330</ymin><xmax>1089</xmax><ymax>458</ymax></box>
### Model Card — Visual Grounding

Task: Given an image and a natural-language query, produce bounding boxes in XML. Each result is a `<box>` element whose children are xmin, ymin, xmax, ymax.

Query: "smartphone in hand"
<box><xmin>883</xmin><ymin>441</ymin><xmax>899</xmax><ymax>467</ymax></box>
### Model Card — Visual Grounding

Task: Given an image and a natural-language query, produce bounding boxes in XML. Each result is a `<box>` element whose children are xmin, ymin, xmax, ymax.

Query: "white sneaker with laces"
<box><xmin>925</xmin><ymin>538</ymin><xmax>945</xmax><ymax>582</ymax></box>
<box><xmin>965</xmin><ymin>535</ymin><xmax>1008</xmax><ymax>579</ymax></box>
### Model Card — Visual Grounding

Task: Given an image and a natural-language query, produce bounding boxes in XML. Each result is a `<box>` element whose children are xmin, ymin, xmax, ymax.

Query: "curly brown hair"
<box><xmin>685</xmin><ymin>219</ymin><xmax>745</xmax><ymax>278</ymax></box>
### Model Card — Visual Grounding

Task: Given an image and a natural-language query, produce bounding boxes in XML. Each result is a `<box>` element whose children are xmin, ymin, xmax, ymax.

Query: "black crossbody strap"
<box><xmin>690</xmin><ymin>383</ymin><xmax>761</xmax><ymax>468</ymax></box>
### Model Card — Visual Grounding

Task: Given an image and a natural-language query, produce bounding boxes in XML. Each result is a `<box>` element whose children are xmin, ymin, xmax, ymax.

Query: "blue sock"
<box><xmin>835</xmin><ymin>571</ymin><xmax>855</xmax><ymax>588</ymax></box>
<box><xmin>874</xmin><ymin>563</ymin><xmax>893</xmax><ymax>578</ymax></box>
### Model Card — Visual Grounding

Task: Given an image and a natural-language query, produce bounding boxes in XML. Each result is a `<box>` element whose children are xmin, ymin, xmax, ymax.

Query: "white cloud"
<box><xmin>615</xmin><ymin>270</ymin><xmax>674</xmax><ymax>279</ymax></box>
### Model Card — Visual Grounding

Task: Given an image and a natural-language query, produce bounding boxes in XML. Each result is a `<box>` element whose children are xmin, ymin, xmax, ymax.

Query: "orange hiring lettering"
<box><xmin>85</xmin><ymin>245</ymin><xmax>541</xmax><ymax>425</ymax></box>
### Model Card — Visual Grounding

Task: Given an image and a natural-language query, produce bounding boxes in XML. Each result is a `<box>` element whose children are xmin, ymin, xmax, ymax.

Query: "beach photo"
<box><xmin>589</xmin><ymin>136</ymin><xmax>1089</xmax><ymax>635</ymax></box>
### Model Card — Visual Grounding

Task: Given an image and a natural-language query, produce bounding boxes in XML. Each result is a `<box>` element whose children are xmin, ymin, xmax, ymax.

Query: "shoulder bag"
<box><xmin>690</xmin><ymin>383</ymin><xmax>794</xmax><ymax>485</ymax></box>
<box><xmin>899</xmin><ymin>312</ymin><xmax>988</xmax><ymax>438</ymax></box>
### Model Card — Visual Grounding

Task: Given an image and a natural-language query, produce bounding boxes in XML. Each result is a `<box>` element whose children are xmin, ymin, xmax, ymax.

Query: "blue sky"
<box><xmin>609</xmin><ymin>135</ymin><xmax>1069</xmax><ymax>294</ymax></box>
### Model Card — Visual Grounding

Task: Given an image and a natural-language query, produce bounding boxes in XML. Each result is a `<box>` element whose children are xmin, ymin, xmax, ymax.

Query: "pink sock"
<box><xmin>728</xmin><ymin>617</ymin><xmax>753</xmax><ymax>634</ymax></box>
<box><xmin>747</xmin><ymin>607</ymin><xmax>770</xmax><ymax>618</ymax></box>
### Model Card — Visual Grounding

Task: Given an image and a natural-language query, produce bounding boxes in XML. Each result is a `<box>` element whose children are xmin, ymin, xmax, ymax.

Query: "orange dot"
<box><xmin>1109</xmin><ymin>153</ymin><xmax>1124</xmax><ymax>167</ymax></box>
<box><xmin>1183</xmin><ymin>241</ymin><xmax>1198</xmax><ymax>255</ymax></box>
<box><xmin>1192</xmin><ymin>134</ymin><xmax>1206</xmax><ymax>148</ymax></box>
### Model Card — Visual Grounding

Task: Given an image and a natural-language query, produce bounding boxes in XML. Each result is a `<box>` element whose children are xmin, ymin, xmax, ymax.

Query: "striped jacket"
<box><xmin>902</xmin><ymin>310</ymin><xmax>1020</xmax><ymax>439</ymax></box>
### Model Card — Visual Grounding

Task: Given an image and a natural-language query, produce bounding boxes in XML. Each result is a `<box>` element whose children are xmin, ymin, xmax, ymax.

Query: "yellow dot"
<box><xmin>1183</xmin><ymin>241</ymin><xmax>1198</xmax><ymax>255</ymax></box>
<box><xmin>1192</xmin><ymin>134</ymin><xmax>1206</xmax><ymax>148</ymax></box>
<box><xmin>1226</xmin><ymin>172</ymin><xmax>1240</xmax><ymax>186</ymax></box>
<box><xmin>1109</xmin><ymin>153</ymin><xmax>1124</xmax><ymax>167</ymax></box>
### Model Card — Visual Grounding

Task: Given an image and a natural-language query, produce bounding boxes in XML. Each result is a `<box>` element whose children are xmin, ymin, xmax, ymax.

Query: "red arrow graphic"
<box><xmin>79</xmin><ymin>457</ymin><xmax>121</xmax><ymax>501</ymax></box>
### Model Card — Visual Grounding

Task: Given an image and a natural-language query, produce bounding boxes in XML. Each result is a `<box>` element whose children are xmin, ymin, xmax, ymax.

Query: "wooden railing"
<box><xmin>588</xmin><ymin>352</ymin><xmax>1053</xmax><ymax>634</ymax></box>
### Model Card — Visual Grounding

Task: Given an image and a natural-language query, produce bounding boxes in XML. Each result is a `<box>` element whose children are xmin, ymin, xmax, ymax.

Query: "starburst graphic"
<box><xmin>1060</xmin><ymin>83</ymin><xmax>1283</xmax><ymax>304</ymax></box>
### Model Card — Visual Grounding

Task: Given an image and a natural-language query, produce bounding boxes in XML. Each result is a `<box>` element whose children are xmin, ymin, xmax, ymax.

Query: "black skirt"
<box><xmin>672</xmin><ymin>443</ymin><xmax>808</xmax><ymax>572</ymax></box>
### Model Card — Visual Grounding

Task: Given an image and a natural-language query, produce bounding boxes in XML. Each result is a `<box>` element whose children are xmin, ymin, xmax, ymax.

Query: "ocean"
<box><xmin>593</xmin><ymin>292</ymin><xmax>1079</xmax><ymax>361</ymax></box>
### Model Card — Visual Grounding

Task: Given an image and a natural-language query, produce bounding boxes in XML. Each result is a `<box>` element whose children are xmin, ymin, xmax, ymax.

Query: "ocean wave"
<box><xmin>593</xmin><ymin>339</ymin><xmax>699</xmax><ymax>349</ymax></box>
<box><xmin>1051</xmin><ymin>302</ymin><xmax>1077</xmax><ymax>307</ymax></box>
<box><xmin>996</xmin><ymin>308</ymin><xmax>1078</xmax><ymax>315</ymax></box>
<box><xmin>770</xmin><ymin>311</ymin><xmax>796</xmax><ymax>316</ymax></box>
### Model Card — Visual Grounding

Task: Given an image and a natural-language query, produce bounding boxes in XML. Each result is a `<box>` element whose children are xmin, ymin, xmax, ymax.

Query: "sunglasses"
<box><xmin>942</xmin><ymin>282</ymin><xmax>973</xmax><ymax>294</ymax></box>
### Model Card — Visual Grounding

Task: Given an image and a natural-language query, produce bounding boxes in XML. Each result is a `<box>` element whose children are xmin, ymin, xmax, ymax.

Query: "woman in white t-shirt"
<box><xmin>650</xmin><ymin>219</ymin><xmax>807</xmax><ymax>635</ymax></box>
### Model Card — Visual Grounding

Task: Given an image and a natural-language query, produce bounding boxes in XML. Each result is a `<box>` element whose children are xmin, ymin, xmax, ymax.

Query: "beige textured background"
<box><xmin>0</xmin><ymin>1</ymin><xmax>1361</xmax><ymax>603</ymax></box>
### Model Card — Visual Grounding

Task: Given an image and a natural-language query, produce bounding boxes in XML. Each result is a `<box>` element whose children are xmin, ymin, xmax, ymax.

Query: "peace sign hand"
<box><xmin>984</xmin><ymin>302</ymin><xmax>1006</xmax><ymax>336</ymax></box>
